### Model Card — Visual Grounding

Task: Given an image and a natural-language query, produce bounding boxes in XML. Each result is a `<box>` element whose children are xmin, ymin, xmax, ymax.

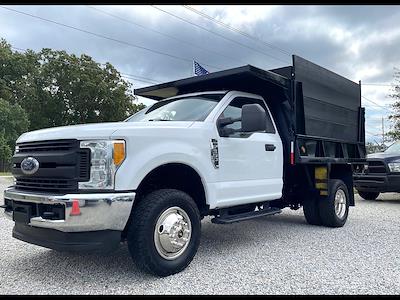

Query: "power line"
<box><xmin>182</xmin><ymin>5</ymin><xmax>292</xmax><ymax>57</ymax></box>
<box><xmin>0</xmin><ymin>5</ymin><xmax>223</xmax><ymax>71</ymax></box>
<box><xmin>151</xmin><ymin>5</ymin><xmax>291</xmax><ymax>66</ymax></box>
<box><xmin>365</xmin><ymin>130</ymin><xmax>381</xmax><ymax>136</ymax></box>
<box><xmin>361</xmin><ymin>95</ymin><xmax>392</xmax><ymax>111</ymax></box>
<box><xmin>86</xmin><ymin>5</ymin><xmax>249</xmax><ymax>68</ymax></box>
<box><xmin>363</xmin><ymin>83</ymin><xmax>393</xmax><ymax>86</ymax></box>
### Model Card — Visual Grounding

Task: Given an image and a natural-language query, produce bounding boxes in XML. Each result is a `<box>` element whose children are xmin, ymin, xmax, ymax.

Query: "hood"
<box><xmin>17</xmin><ymin>121</ymin><xmax>195</xmax><ymax>143</ymax></box>
<box><xmin>367</xmin><ymin>151</ymin><xmax>400</xmax><ymax>162</ymax></box>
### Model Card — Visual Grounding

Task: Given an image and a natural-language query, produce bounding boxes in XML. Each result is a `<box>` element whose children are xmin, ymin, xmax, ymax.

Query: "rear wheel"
<box><xmin>127</xmin><ymin>189</ymin><xmax>201</xmax><ymax>277</ymax></box>
<box><xmin>358</xmin><ymin>191</ymin><xmax>379</xmax><ymax>201</ymax></box>
<box><xmin>319</xmin><ymin>179</ymin><xmax>349</xmax><ymax>227</ymax></box>
<box><xmin>303</xmin><ymin>194</ymin><xmax>322</xmax><ymax>225</ymax></box>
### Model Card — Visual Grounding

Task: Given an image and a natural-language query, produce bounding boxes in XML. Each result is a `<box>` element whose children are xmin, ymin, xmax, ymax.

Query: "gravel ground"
<box><xmin>1</xmin><ymin>176</ymin><xmax>400</xmax><ymax>295</ymax></box>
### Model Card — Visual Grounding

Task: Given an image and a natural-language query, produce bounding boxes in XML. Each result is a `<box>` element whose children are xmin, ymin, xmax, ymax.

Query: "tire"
<box><xmin>358</xmin><ymin>191</ymin><xmax>380</xmax><ymax>201</ymax></box>
<box><xmin>303</xmin><ymin>194</ymin><xmax>322</xmax><ymax>225</ymax></box>
<box><xmin>319</xmin><ymin>179</ymin><xmax>350</xmax><ymax>227</ymax></box>
<box><xmin>127</xmin><ymin>189</ymin><xmax>201</xmax><ymax>277</ymax></box>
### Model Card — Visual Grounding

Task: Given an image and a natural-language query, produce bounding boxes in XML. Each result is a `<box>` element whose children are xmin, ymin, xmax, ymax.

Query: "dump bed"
<box><xmin>135</xmin><ymin>55</ymin><xmax>365</xmax><ymax>163</ymax></box>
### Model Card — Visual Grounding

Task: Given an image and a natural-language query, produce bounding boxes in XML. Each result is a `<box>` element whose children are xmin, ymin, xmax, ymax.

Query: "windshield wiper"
<box><xmin>148</xmin><ymin>118</ymin><xmax>171</xmax><ymax>121</ymax></box>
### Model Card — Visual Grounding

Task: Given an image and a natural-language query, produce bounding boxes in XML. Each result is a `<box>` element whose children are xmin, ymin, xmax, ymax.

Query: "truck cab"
<box><xmin>2</xmin><ymin>55</ymin><xmax>366</xmax><ymax>277</ymax></box>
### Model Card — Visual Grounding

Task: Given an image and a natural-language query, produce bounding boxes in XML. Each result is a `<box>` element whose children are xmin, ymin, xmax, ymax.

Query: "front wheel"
<box><xmin>319</xmin><ymin>179</ymin><xmax>350</xmax><ymax>227</ymax></box>
<box><xmin>358</xmin><ymin>191</ymin><xmax>380</xmax><ymax>201</ymax></box>
<box><xmin>127</xmin><ymin>189</ymin><xmax>201</xmax><ymax>277</ymax></box>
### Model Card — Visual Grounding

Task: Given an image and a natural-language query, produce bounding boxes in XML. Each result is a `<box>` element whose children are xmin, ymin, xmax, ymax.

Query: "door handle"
<box><xmin>265</xmin><ymin>144</ymin><xmax>276</xmax><ymax>151</ymax></box>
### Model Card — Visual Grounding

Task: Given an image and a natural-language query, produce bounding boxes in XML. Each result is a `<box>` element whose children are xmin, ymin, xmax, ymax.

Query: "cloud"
<box><xmin>1</xmin><ymin>5</ymin><xmax>399</xmax><ymax>142</ymax></box>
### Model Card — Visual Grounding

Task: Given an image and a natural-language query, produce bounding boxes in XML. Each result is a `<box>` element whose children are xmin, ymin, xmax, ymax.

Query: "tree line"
<box><xmin>0</xmin><ymin>38</ymin><xmax>145</xmax><ymax>170</ymax></box>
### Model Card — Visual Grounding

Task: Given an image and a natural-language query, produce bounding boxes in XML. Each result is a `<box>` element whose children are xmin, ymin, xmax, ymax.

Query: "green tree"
<box><xmin>0</xmin><ymin>98</ymin><xmax>29</xmax><ymax>150</ymax></box>
<box><xmin>0</xmin><ymin>132</ymin><xmax>12</xmax><ymax>165</ymax></box>
<box><xmin>0</xmin><ymin>39</ymin><xmax>145</xmax><ymax>131</ymax></box>
<box><xmin>387</xmin><ymin>67</ymin><xmax>400</xmax><ymax>140</ymax></box>
<box><xmin>29</xmin><ymin>49</ymin><xmax>145</xmax><ymax>128</ymax></box>
<box><xmin>0</xmin><ymin>38</ymin><xmax>146</xmax><ymax>167</ymax></box>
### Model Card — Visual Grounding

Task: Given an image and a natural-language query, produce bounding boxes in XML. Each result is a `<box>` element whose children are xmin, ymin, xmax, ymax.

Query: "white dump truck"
<box><xmin>2</xmin><ymin>55</ymin><xmax>366</xmax><ymax>276</ymax></box>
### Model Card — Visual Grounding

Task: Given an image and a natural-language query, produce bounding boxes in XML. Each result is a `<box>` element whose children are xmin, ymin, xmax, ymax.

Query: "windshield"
<box><xmin>125</xmin><ymin>94</ymin><xmax>224</xmax><ymax>122</ymax></box>
<box><xmin>385</xmin><ymin>141</ymin><xmax>400</xmax><ymax>154</ymax></box>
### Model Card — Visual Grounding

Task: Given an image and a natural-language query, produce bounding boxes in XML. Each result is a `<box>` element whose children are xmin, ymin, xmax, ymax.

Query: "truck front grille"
<box><xmin>12</xmin><ymin>139</ymin><xmax>90</xmax><ymax>193</ymax></box>
<box><xmin>17</xmin><ymin>140</ymin><xmax>77</xmax><ymax>153</ymax></box>
<box><xmin>15</xmin><ymin>178</ymin><xmax>77</xmax><ymax>193</ymax></box>
<box><xmin>367</xmin><ymin>160</ymin><xmax>387</xmax><ymax>174</ymax></box>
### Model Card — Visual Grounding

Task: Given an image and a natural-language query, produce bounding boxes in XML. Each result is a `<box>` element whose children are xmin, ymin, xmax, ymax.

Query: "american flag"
<box><xmin>193</xmin><ymin>60</ymin><xmax>209</xmax><ymax>76</ymax></box>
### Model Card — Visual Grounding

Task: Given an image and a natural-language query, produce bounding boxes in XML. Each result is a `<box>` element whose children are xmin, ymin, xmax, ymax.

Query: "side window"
<box><xmin>218</xmin><ymin>97</ymin><xmax>276</xmax><ymax>138</ymax></box>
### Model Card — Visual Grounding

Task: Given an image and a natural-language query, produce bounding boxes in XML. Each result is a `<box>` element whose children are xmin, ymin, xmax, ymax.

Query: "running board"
<box><xmin>211</xmin><ymin>207</ymin><xmax>282</xmax><ymax>224</ymax></box>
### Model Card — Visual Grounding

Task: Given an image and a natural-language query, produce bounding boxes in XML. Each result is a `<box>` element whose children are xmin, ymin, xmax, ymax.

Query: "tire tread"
<box><xmin>127</xmin><ymin>189</ymin><xmax>200</xmax><ymax>276</ymax></box>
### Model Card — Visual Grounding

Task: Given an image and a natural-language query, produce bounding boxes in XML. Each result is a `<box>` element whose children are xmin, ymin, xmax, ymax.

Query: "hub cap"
<box><xmin>154</xmin><ymin>206</ymin><xmax>192</xmax><ymax>260</ymax></box>
<box><xmin>334</xmin><ymin>189</ymin><xmax>347</xmax><ymax>219</ymax></box>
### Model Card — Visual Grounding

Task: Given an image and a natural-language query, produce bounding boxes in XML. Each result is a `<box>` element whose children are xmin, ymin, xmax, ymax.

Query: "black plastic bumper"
<box><xmin>12</xmin><ymin>222</ymin><xmax>122</xmax><ymax>253</ymax></box>
<box><xmin>353</xmin><ymin>174</ymin><xmax>400</xmax><ymax>193</ymax></box>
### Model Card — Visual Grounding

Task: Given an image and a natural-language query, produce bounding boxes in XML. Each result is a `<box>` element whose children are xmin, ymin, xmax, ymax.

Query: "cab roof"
<box><xmin>134</xmin><ymin>65</ymin><xmax>291</xmax><ymax>101</ymax></box>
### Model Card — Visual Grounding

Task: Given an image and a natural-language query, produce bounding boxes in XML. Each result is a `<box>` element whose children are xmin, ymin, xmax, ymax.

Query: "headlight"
<box><xmin>388</xmin><ymin>162</ymin><xmax>400</xmax><ymax>173</ymax></box>
<box><xmin>78</xmin><ymin>140</ymin><xmax>126</xmax><ymax>190</ymax></box>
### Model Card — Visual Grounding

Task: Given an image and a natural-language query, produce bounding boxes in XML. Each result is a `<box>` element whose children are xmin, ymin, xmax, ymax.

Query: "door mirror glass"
<box><xmin>241</xmin><ymin>104</ymin><xmax>267</xmax><ymax>132</ymax></box>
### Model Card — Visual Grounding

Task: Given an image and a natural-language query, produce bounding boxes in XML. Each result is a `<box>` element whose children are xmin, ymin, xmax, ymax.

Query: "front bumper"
<box><xmin>353</xmin><ymin>174</ymin><xmax>400</xmax><ymax>193</ymax></box>
<box><xmin>3</xmin><ymin>188</ymin><xmax>136</xmax><ymax>232</ymax></box>
<box><xmin>12</xmin><ymin>222</ymin><xmax>122</xmax><ymax>252</ymax></box>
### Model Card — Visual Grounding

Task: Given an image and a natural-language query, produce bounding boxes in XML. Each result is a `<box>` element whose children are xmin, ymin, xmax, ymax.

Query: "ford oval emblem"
<box><xmin>21</xmin><ymin>157</ymin><xmax>40</xmax><ymax>175</ymax></box>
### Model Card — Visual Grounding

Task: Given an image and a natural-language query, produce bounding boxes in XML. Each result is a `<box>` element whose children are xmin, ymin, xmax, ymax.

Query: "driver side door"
<box><xmin>213</xmin><ymin>95</ymin><xmax>283</xmax><ymax>208</ymax></box>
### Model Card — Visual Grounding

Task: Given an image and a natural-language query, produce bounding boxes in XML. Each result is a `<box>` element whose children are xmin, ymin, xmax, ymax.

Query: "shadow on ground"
<box><xmin>5</xmin><ymin>212</ymin><xmax>307</xmax><ymax>284</ymax></box>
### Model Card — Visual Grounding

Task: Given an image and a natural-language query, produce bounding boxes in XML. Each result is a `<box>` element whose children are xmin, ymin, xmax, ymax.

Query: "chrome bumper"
<box><xmin>3</xmin><ymin>188</ymin><xmax>135</xmax><ymax>232</ymax></box>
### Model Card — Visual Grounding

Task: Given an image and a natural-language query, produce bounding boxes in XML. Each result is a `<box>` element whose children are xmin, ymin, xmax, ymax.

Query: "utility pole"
<box><xmin>382</xmin><ymin>116</ymin><xmax>385</xmax><ymax>150</ymax></box>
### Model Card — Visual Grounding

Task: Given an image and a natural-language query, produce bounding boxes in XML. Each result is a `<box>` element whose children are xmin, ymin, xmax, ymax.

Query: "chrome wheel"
<box><xmin>334</xmin><ymin>188</ymin><xmax>347</xmax><ymax>219</ymax></box>
<box><xmin>154</xmin><ymin>206</ymin><xmax>192</xmax><ymax>260</ymax></box>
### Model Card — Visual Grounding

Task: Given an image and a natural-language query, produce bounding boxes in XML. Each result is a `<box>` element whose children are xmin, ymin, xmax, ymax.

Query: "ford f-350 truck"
<box><xmin>2</xmin><ymin>55</ymin><xmax>366</xmax><ymax>276</ymax></box>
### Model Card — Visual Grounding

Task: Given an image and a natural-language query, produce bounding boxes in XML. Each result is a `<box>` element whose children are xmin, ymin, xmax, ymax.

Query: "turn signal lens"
<box><xmin>113</xmin><ymin>141</ymin><xmax>125</xmax><ymax>166</ymax></box>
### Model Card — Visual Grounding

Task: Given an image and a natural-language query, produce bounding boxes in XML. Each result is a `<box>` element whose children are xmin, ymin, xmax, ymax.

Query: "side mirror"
<box><xmin>241</xmin><ymin>104</ymin><xmax>267</xmax><ymax>132</ymax></box>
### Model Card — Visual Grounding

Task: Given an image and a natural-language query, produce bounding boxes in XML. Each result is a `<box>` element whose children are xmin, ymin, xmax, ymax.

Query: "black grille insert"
<box><xmin>17</xmin><ymin>140</ymin><xmax>78</xmax><ymax>153</ymax></box>
<box><xmin>78</xmin><ymin>149</ymin><xmax>90</xmax><ymax>181</ymax></box>
<box><xmin>15</xmin><ymin>178</ymin><xmax>77</xmax><ymax>192</ymax></box>
<box><xmin>368</xmin><ymin>160</ymin><xmax>387</xmax><ymax>174</ymax></box>
<box><xmin>13</xmin><ymin>139</ymin><xmax>90</xmax><ymax>193</ymax></box>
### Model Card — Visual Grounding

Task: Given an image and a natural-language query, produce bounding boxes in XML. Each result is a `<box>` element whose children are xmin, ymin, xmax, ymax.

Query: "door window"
<box><xmin>218</xmin><ymin>97</ymin><xmax>276</xmax><ymax>138</ymax></box>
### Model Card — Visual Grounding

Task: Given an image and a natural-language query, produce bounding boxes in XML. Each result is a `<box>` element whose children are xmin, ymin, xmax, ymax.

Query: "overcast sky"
<box><xmin>1</xmin><ymin>5</ymin><xmax>399</xmax><ymax>143</ymax></box>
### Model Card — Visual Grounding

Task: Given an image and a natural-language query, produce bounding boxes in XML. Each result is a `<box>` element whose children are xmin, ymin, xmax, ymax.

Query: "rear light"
<box><xmin>290</xmin><ymin>141</ymin><xmax>295</xmax><ymax>165</ymax></box>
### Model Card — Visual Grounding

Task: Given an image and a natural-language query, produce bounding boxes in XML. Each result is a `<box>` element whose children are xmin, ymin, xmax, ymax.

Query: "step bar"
<box><xmin>211</xmin><ymin>207</ymin><xmax>282</xmax><ymax>224</ymax></box>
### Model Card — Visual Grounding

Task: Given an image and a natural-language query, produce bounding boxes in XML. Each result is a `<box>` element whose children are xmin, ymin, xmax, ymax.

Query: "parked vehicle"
<box><xmin>354</xmin><ymin>141</ymin><xmax>400</xmax><ymax>200</ymax></box>
<box><xmin>2</xmin><ymin>55</ymin><xmax>366</xmax><ymax>276</ymax></box>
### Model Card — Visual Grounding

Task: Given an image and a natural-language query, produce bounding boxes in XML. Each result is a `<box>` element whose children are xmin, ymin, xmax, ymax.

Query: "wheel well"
<box><xmin>122</xmin><ymin>163</ymin><xmax>208</xmax><ymax>240</ymax></box>
<box><xmin>135</xmin><ymin>163</ymin><xmax>208</xmax><ymax>215</ymax></box>
<box><xmin>330</xmin><ymin>164</ymin><xmax>355</xmax><ymax>206</ymax></box>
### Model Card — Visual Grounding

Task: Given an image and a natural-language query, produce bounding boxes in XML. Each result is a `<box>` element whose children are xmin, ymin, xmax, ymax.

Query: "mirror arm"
<box><xmin>217</xmin><ymin>117</ymin><xmax>242</xmax><ymax>137</ymax></box>
<box><xmin>220</xmin><ymin>127</ymin><xmax>240</xmax><ymax>137</ymax></box>
<box><xmin>218</xmin><ymin>117</ymin><xmax>241</xmax><ymax>127</ymax></box>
